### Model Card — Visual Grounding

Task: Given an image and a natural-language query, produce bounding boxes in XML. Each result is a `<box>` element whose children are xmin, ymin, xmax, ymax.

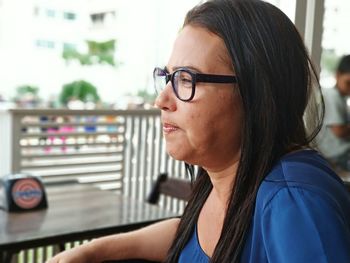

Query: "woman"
<box><xmin>48</xmin><ymin>0</ymin><xmax>350</xmax><ymax>262</ymax></box>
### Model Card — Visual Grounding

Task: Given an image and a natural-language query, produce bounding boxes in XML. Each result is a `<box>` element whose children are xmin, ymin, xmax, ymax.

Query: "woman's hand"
<box><xmin>46</xmin><ymin>242</ymin><xmax>95</xmax><ymax>263</ymax></box>
<box><xmin>46</xmin><ymin>218</ymin><xmax>179</xmax><ymax>263</ymax></box>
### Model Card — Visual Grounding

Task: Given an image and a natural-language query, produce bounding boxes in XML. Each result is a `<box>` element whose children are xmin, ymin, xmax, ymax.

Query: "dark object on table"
<box><xmin>0</xmin><ymin>173</ymin><xmax>48</xmax><ymax>212</ymax></box>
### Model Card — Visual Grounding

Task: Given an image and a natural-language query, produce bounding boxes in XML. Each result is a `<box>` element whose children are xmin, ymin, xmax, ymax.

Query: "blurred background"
<box><xmin>0</xmin><ymin>0</ymin><xmax>349</xmax><ymax>109</ymax></box>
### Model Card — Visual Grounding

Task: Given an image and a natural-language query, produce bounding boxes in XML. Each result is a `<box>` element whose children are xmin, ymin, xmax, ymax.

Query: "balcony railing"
<box><xmin>0</xmin><ymin>108</ymin><xmax>190</xmax><ymax>263</ymax></box>
<box><xmin>0</xmin><ymin>109</ymin><xmax>188</xmax><ymax>206</ymax></box>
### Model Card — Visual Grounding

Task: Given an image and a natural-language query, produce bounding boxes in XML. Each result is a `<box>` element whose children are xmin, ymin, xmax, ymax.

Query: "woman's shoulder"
<box><xmin>256</xmin><ymin>149</ymin><xmax>350</xmax><ymax>212</ymax></box>
<box><xmin>244</xmin><ymin>150</ymin><xmax>350</xmax><ymax>262</ymax></box>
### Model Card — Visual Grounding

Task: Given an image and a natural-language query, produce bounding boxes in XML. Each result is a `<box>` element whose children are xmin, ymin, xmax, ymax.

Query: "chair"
<box><xmin>147</xmin><ymin>173</ymin><xmax>192</xmax><ymax>204</ymax></box>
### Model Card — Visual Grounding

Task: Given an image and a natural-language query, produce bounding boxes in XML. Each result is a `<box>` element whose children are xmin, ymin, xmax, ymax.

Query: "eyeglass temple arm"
<box><xmin>196</xmin><ymin>74</ymin><xmax>237</xmax><ymax>83</ymax></box>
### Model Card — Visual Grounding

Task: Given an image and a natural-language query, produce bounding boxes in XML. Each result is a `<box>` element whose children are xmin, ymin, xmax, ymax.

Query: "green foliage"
<box><xmin>62</xmin><ymin>49</ymin><xmax>92</xmax><ymax>65</ymax></box>
<box><xmin>59</xmin><ymin>80</ymin><xmax>100</xmax><ymax>106</ymax></box>
<box><xmin>321</xmin><ymin>49</ymin><xmax>340</xmax><ymax>74</ymax></box>
<box><xmin>62</xmin><ymin>39</ymin><xmax>117</xmax><ymax>66</ymax></box>
<box><xmin>87</xmin><ymin>40</ymin><xmax>115</xmax><ymax>55</ymax></box>
<box><xmin>16</xmin><ymin>85</ymin><xmax>39</xmax><ymax>96</ymax></box>
<box><xmin>13</xmin><ymin>85</ymin><xmax>41</xmax><ymax>107</ymax></box>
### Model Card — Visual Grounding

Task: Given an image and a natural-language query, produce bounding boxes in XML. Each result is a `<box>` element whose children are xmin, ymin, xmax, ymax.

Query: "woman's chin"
<box><xmin>166</xmin><ymin>146</ymin><xmax>199</xmax><ymax>166</ymax></box>
<box><xmin>166</xmin><ymin>148</ymin><xmax>184</xmax><ymax>161</ymax></box>
<box><xmin>166</xmin><ymin>145</ymin><xmax>187</xmax><ymax>161</ymax></box>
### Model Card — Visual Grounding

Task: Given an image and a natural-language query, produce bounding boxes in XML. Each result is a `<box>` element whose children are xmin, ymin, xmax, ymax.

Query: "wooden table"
<box><xmin>0</xmin><ymin>185</ymin><xmax>179</xmax><ymax>263</ymax></box>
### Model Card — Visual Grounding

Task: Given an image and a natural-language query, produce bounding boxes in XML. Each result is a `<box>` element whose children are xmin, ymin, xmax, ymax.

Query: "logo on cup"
<box><xmin>11</xmin><ymin>179</ymin><xmax>43</xmax><ymax>209</ymax></box>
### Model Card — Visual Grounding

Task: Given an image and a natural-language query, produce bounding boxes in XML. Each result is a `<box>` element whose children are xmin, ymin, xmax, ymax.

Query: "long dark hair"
<box><xmin>165</xmin><ymin>0</ymin><xmax>324</xmax><ymax>262</ymax></box>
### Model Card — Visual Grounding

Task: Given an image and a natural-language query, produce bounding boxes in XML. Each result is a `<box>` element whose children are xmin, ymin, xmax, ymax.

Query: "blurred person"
<box><xmin>47</xmin><ymin>1</ymin><xmax>350</xmax><ymax>263</ymax></box>
<box><xmin>317</xmin><ymin>55</ymin><xmax>350</xmax><ymax>170</ymax></box>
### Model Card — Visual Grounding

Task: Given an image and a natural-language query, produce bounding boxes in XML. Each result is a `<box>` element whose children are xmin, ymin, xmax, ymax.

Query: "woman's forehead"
<box><xmin>167</xmin><ymin>25</ymin><xmax>233</xmax><ymax>74</ymax></box>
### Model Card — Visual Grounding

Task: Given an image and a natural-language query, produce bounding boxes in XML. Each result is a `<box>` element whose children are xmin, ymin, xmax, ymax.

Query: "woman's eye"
<box><xmin>180</xmin><ymin>78</ymin><xmax>191</xmax><ymax>83</ymax></box>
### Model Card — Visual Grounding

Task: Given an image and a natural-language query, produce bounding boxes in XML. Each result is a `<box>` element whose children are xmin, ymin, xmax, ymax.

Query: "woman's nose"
<box><xmin>154</xmin><ymin>83</ymin><xmax>177</xmax><ymax>111</ymax></box>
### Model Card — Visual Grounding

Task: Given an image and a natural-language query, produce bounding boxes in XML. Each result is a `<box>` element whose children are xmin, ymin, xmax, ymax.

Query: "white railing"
<box><xmin>0</xmin><ymin>108</ymin><xmax>188</xmax><ymax>203</ymax></box>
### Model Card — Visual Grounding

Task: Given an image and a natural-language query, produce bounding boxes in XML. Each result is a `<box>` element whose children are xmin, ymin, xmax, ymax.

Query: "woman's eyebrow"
<box><xmin>171</xmin><ymin>65</ymin><xmax>202</xmax><ymax>73</ymax></box>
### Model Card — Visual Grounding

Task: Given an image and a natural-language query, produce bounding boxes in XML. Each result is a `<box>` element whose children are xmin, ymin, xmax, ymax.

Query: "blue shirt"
<box><xmin>179</xmin><ymin>150</ymin><xmax>350</xmax><ymax>262</ymax></box>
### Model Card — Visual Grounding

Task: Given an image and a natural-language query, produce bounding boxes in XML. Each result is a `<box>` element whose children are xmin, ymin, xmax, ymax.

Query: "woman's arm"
<box><xmin>46</xmin><ymin>218</ymin><xmax>180</xmax><ymax>263</ymax></box>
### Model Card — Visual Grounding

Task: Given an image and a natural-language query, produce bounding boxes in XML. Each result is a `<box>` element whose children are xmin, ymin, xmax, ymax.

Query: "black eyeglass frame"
<box><xmin>153</xmin><ymin>67</ymin><xmax>237</xmax><ymax>102</ymax></box>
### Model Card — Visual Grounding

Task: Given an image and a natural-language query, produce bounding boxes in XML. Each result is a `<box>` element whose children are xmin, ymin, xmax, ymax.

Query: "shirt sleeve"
<box><xmin>323</xmin><ymin>89</ymin><xmax>347</xmax><ymax>126</ymax></box>
<box><xmin>262</xmin><ymin>187</ymin><xmax>350</xmax><ymax>263</ymax></box>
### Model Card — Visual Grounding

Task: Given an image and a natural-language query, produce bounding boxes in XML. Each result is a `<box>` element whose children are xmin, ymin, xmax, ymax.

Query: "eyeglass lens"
<box><xmin>154</xmin><ymin>68</ymin><xmax>193</xmax><ymax>101</ymax></box>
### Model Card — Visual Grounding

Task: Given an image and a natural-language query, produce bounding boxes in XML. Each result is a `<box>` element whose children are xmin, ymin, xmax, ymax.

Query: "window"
<box><xmin>36</xmin><ymin>40</ymin><xmax>55</xmax><ymax>49</ymax></box>
<box><xmin>46</xmin><ymin>9</ymin><xmax>56</xmax><ymax>18</ymax></box>
<box><xmin>63</xmin><ymin>43</ymin><xmax>77</xmax><ymax>51</ymax></box>
<box><xmin>90</xmin><ymin>13</ymin><xmax>105</xmax><ymax>24</ymax></box>
<box><xmin>64</xmin><ymin>12</ymin><xmax>76</xmax><ymax>21</ymax></box>
<box><xmin>90</xmin><ymin>11</ymin><xmax>115</xmax><ymax>25</ymax></box>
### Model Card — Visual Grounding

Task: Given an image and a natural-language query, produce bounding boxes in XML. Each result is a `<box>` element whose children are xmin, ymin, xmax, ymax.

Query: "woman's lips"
<box><xmin>163</xmin><ymin>123</ymin><xmax>179</xmax><ymax>134</ymax></box>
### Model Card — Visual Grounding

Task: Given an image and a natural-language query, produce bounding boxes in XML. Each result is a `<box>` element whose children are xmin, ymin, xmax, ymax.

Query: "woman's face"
<box><xmin>154</xmin><ymin>25</ymin><xmax>243</xmax><ymax>172</ymax></box>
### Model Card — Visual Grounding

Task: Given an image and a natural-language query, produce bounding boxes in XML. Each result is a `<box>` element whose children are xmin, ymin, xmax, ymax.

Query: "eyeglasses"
<box><xmin>153</xmin><ymin>67</ymin><xmax>237</xmax><ymax>102</ymax></box>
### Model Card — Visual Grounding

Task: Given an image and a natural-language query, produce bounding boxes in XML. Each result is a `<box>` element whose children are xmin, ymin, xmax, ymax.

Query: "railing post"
<box><xmin>11</xmin><ymin>110</ymin><xmax>22</xmax><ymax>173</ymax></box>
